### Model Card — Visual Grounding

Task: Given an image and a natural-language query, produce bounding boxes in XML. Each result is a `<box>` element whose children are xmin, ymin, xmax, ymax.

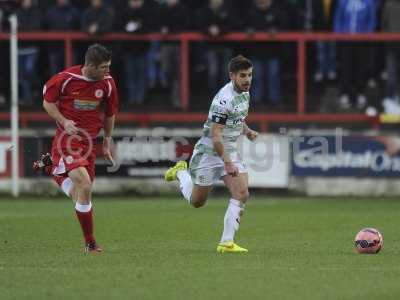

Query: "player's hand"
<box><xmin>246</xmin><ymin>129</ymin><xmax>258</xmax><ymax>141</ymax></box>
<box><xmin>103</xmin><ymin>137</ymin><xmax>115</xmax><ymax>166</ymax></box>
<box><xmin>62</xmin><ymin>119</ymin><xmax>78</xmax><ymax>135</ymax></box>
<box><xmin>225</xmin><ymin>162</ymin><xmax>239</xmax><ymax>177</ymax></box>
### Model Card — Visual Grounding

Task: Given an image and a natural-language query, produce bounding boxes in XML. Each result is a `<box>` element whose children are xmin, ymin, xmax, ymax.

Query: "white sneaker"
<box><xmin>367</xmin><ymin>79</ymin><xmax>377</xmax><ymax>89</ymax></box>
<box><xmin>314</xmin><ymin>71</ymin><xmax>323</xmax><ymax>82</ymax></box>
<box><xmin>339</xmin><ymin>94</ymin><xmax>351</xmax><ymax>109</ymax></box>
<box><xmin>327</xmin><ymin>71</ymin><xmax>337</xmax><ymax>81</ymax></box>
<box><xmin>356</xmin><ymin>94</ymin><xmax>367</xmax><ymax>109</ymax></box>
<box><xmin>383</xmin><ymin>98</ymin><xmax>400</xmax><ymax>115</ymax></box>
<box><xmin>365</xmin><ymin>106</ymin><xmax>378</xmax><ymax>116</ymax></box>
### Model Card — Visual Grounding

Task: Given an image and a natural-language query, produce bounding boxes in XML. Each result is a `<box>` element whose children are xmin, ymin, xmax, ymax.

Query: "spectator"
<box><xmin>116</xmin><ymin>0</ymin><xmax>155</xmax><ymax>104</ymax></box>
<box><xmin>381</xmin><ymin>0</ymin><xmax>400</xmax><ymax>114</ymax></box>
<box><xmin>245</xmin><ymin>0</ymin><xmax>288</xmax><ymax>108</ymax></box>
<box><xmin>44</xmin><ymin>0</ymin><xmax>80</xmax><ymax>75</ymax></box>
<box><xmin>195</xmin><ymin>0</ymin><xmax>236</xmax><ymax>94</ymax></box>
<box><xmin>16</xmin><ymin>0</ymin><xmax>42</xmax><ymax>106</ymax></box>
<box><xmin>297</xmin><ymin>0</ymin><xmax>337</xmax><ymax>82</ymax></box>
<box><xmin>81</xmin><ymin>0</ymin><xmax>113</xmax><ymax>36</ymax></box>
<box><xmin>143</xmin><ymin>1</ymin><xmax>165</xmax><ymax>90</ymax></box>
<box><xmin>159</xmin><ymin>0</ymin><xmax>190</xmax><ymax>108</ymax></box>
<box><xmin>0</xmin><ymin>0</ymin><xmax>17</xmax><ymax>106</ymax></box>
<box><xmin>0</xmin><ymin>0</ymin><xmax>17</xmax><ymax>31</ymax></box>
<box><xmin>334</xmin><ymin>0</ymin><xmax>377</xmax><ymax>110</ymax></box>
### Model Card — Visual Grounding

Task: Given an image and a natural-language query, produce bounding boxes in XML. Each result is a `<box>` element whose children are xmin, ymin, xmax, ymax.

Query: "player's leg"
<box><xmin>53</xmin><ymin>175</ymin><xmax>74</xmax><ymax>199</ymax></box>
<box><xmin>34</xmin><ymin>151</ymin><xmax>79</xmax><ymax>202</ymax></box>
<box><xmin>165</xmin><ymin>160</ymin><xmax>213</xmax><ymax>207</ymax></box>
<box><xmin>217</xmin><ymin>172</ymin><xmax>249</xmax><ymax>253</ymax></box>
<box><xmin>68</xmin><ymin>166</ymin><xmax>101</xmax><ymax>253</ymax></box>
<box><xmin>190</xmin><ymin>185</ymin><xmax>213</xmax><ymax>208</ymax></box>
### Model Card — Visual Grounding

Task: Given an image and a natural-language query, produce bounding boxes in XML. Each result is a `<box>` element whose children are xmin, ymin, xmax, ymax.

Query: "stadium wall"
<box><xmin>1</xmin><ymin>129</ymin><xmax>400</xmax><ymax>196</ymax></box>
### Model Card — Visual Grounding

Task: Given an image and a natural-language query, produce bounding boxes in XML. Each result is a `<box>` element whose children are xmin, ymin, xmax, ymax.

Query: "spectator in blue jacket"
<box><xmin>334</xmin><ymin>0</ymin><xmax>377</xmax><ymax>111</ymax></box>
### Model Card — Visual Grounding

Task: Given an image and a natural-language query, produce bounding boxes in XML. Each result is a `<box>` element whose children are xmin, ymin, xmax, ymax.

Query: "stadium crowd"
<box><xmin>0</xmin><ymin>0</ymin><xmax>399</xmax><ymax>114</ymax></box>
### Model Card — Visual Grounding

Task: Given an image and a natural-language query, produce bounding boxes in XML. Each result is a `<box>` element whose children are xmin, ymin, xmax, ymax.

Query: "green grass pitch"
<box><xmin>1</xmin><ymin>196</ymin><xmax>400</xmax><ymax>300</ymax></box>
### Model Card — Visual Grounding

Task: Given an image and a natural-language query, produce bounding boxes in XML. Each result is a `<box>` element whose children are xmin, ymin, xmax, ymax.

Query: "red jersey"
<box><xmin>43</xmin><ymin>65</ymin><xmax>119</xmax><ymax>143</ymax></box>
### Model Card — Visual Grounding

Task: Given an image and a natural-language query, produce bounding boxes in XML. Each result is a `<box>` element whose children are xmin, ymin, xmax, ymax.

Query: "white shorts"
<box><xmin>189</xmin><ymin>149</ymin><xmax>247</xmax><ymax>186</ymax></box>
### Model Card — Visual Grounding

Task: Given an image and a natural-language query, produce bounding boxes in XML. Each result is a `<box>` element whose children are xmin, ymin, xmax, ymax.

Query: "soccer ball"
<box><xmin>354</xmin><ymin>228</ymin><xmax>383</xmax><ymax>254</ymax></box>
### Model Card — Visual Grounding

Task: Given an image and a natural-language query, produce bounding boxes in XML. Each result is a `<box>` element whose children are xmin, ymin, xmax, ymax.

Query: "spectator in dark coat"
<box><xmin>116</xmin><ymin>0</ymin><xmax>156</xmax><ymax>104</ymax></box>
<box><xmin>159</xmin><ymin>0</ymin><xmax>190</xmax><ymax>108</ymax></box>
<box><xmin>334</xmin><ymin>0</ymin><xmax>377</xmax><ymax>110</ymax></box>
<box><xmin>44</xmin><ymin>0</ymin><xmax>80</xmax><ymax>75</ymax></box>
<box><xmin>195</xmin><ymin>0</ymin><xmax>236</xmax><ymax>94</ymax></box>
<box><xmin>381</xmin><ymin>0</ymin><xmax>400</xmax><ymax>113</ymax></box>
<box><xmin>0</xmin><ymin>0</ymin><xmax>18</xmax><ymax>31</ymax></box>
<box><xmin>297</xmin><ymin>0</ymin><xmax>337</xmax><ymax>82</ymax></box>
<box><xmin>81</xmin><ymin>0</ymin><xmax>114</xmax><ymax>35</ymax></box>
<box><xmin>44</xmin><ymin>0</ymin><xmax>80</xmax><ymax>31</ymax></box>
<box><xmin>16</xmin><ymin>0</ymin><xmax>42</xmax><ymax>105</ymax></box>
<box><xmin>0</xmin><ymin>0</ymin><xmax>18</xmax><ymax>106</ymax></box>
<box><xmin>245</xmin><ymin>0</ymin><xmax>288</xmax><ymax>107</ymax></box>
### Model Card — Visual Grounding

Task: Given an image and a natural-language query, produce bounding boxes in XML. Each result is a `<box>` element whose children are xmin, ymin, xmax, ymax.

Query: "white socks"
<box><xmin>75</xmin><ymin>201</ymin><xmax>92</xmax><ymax>213</ymax></box>
<box><xmin>177</xmin><ymin>170</ymin><xmax>193</xmax><ymax>203</ymax></box>
<box><xmin>220</xmin><ymin>198</ymin><xmax>244</xmax><ymax>243</ymax></box>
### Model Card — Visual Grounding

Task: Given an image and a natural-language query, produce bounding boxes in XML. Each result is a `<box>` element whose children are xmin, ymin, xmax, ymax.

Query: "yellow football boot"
<box><xmin>216</xmin><ymin>241</ymin><xmax>248</xmax><ymax>254</ymax></box>
<box><xmin>164</xmin><ymin>161</ymin><xmax>188</xmax><ymax>182</ymax></box>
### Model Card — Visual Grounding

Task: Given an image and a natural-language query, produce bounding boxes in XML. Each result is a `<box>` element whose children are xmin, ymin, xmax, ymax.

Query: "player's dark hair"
<box><xmin>228</xmin><ymin>55</ymin><xmax>252</xmax><ymax>73</ymax></box>
<box><xmin>84</xmin><ymin>44</ymin><xmax>112</xmax><ymax>67</ymax></box>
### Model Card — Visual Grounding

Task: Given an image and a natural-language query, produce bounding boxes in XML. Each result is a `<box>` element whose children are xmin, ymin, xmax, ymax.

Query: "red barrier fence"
<box><xmin>0</xmin><ymin>112</ymin><xmax>379</xmax><ymax>132</ymax></box>
<box><xmin>0</xmin><ymin>31</ymin><xmax>397</xmax><ymax>130</ymax></box>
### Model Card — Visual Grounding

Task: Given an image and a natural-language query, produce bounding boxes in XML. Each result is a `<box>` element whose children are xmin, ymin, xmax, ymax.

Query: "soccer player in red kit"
<box><xmin>39</xmin><ymin>44</ymin><xmax>118</xmax><ymax>253</ymax></box>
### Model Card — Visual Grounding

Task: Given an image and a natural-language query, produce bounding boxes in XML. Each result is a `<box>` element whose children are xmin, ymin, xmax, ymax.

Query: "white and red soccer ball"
<box><xmin>354</xmin><ymin>228</ymin><xmax>383</xmax><ymax>254</ymax></box>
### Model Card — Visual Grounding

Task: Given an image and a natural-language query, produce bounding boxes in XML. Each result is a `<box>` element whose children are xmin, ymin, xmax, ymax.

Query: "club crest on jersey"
<box><xmin>95</xmin><ymin>89</ymin><xmax>104</xmax><ymax>98</ymax></box>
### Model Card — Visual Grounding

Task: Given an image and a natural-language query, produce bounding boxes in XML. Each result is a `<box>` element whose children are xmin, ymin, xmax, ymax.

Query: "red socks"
<box><xmin>75</xmin><ymin>202</ymin><xmax>95</xmax><ymax>244</ymax></box>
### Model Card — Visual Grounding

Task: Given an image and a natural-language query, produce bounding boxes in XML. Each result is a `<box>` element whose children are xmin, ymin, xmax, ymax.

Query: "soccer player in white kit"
<box><xmin>165</xmin><ymin>55</ymin><xmax>258</xmax><ymax>253</ymax></box>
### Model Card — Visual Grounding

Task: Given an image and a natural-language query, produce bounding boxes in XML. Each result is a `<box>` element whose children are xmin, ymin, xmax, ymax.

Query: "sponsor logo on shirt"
<box><xmin>74</xmin><ymin>99</ymin><xmax>100</xmax><ymax>110</ymax></box>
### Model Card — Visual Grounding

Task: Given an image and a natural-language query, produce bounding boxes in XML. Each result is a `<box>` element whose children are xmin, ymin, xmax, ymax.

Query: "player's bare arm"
<box><xmin>103</xmin><ymin>115</ymin><xmax>115</xmax><ymax>165</ymax></box>
<box><xmin>242</xmin><ymin>122</ymin><xmax>258</xmax><ymax>141</ymax></box>
<box><xmin>211</xmin><ymin>122</ymin><xmax>239</xmax><ymax>177</ymax></box>
<box><xmin>43</xmin><ymin>100</ymin><xmax>78</xmax><ymax>135</ymax></box>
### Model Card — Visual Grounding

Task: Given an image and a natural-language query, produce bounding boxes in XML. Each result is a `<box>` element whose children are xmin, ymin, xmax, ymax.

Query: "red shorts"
<box><xmin>51</xmin><ymin>142</ymin><xmax>96</xmax><ymax>182</ymax></box>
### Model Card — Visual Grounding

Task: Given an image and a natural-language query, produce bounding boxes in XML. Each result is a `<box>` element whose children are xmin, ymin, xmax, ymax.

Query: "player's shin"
<box><xmin>220</xmin><ymin>198</ymin><xmax>245</xmax><ymax>243</ymax></box>
<box><xmin>75</xmin><ymin>201</ymin><xmax>95</xmax><ymax>244</ymax></box>
<box><xmin>177</xmin><ymin>170</ymin><xmax>193</xmax><ymax>203</ymax></box>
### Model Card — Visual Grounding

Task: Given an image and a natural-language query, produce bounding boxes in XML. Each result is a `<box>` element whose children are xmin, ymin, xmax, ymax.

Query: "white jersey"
<box><xmin>195</xmin><ymin>81</ymin><xmax>250</xmax><ymax>155</ymax></box>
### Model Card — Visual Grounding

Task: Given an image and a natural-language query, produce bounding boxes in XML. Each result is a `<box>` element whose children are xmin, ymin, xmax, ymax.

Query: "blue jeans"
<box><xmin>18</xmin><ymin>47</ymin><xmax>39</xmax><ymax>102</ymax></box>
<box><xmin>251</xmin><ymin>57</ymin><xmax>281</xmax><ymax>104</ymax></box>
<box><xmin>147</xmin><ymin>41</ymin><xmax>166</xmax><ymax>88</ymax></box>
<box><xmin>124</xmin><ymin>53</ymin><xmax>147</xmax><ymax>104</ymax></box>
<box><xmin>315</xmin><ymin>41</ymin><xmax>336</xmax><ymax>75</ymax></box>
